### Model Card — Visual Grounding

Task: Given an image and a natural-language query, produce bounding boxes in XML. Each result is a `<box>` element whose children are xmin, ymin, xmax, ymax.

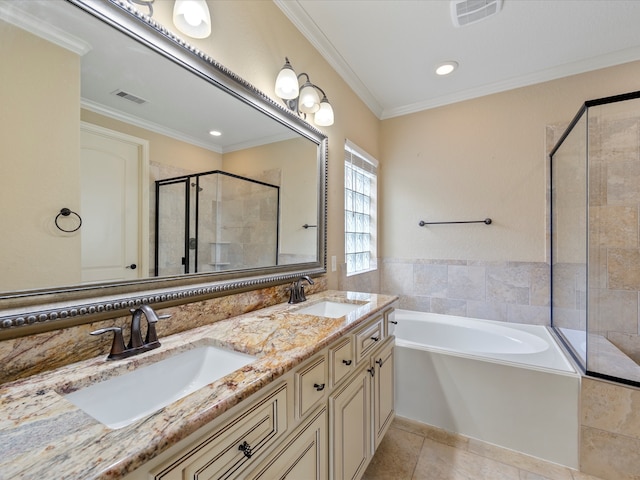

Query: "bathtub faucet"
<box><xmin>288</xmin><ymin>275</ymin><xmax>314</xmax><ymax>304</ymax></box>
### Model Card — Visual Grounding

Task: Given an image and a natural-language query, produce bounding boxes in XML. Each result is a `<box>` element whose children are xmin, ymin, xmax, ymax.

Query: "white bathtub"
<box><xmin>393</xmin><ymin>309</ymin><xmax>580</xmax><ymax>468</ymax></box>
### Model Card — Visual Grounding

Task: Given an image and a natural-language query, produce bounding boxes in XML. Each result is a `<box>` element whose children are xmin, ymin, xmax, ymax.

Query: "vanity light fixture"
<box><xmin>274</xmin><ymin>58</ymin><xmax>334</xmax><ymax>127</ymax></box>
<box><xmin>435</xmin><ymin>61</ymin><xmax>459</xmax><ymax>76</ymax></box>
<box><xmin>173</xmin><ymin>0</ymin><xmax>211</xmax><ymax>39</ymax></box>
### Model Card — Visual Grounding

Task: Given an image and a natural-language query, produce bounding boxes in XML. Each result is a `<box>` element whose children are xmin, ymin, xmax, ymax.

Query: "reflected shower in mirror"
<box><xmin>0</xmin><ymin>0</ymin><xmax>322</xmax><ymax>298</ymax></box>
<box><xmin>155</xmin><ymin>170</ymin><xmax>281</xmax><ymax>276</ymax></box>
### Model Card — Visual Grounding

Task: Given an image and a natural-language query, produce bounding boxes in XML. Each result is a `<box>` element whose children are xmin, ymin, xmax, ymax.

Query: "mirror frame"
<box><xmin>0</xmin><ymin>0</ymin><xmax>327</xmax><ymax>340</ymax></box>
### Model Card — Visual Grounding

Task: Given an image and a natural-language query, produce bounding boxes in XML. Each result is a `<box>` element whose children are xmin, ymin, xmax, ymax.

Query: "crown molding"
<box><xmin>274</xmin><ymin>0</ymin><xmax>384</xmax><ymax>119</ymax></box>
<box><xmin>381</xmin><ymin>45</ymin><xmax>640</xmax><ymax>119</ymax></box>
<box><xmin>0</xmin><ymin>0</ymin><xmax>91</xmax><ymax>55</ymax></box>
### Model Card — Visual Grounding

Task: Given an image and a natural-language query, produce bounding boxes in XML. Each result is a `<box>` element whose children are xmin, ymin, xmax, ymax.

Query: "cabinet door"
<box><xmin>150</xmin><ymin>384</ymin><xmax>288</xmax><ymax>480</ymax></box>
<box><xmin>246</xmin><ymin>408</ymin><xmax>327</xmax><ymax>480</ymax></box>
<box><xmin>372</xmin><ymin>339</ymin><xmax>395</xmax><ymax>450</ymax></box>
<box><xmin>329</xmin><ymin>368</ymin><xmax>371</xmax><ymax>480</ymax></box>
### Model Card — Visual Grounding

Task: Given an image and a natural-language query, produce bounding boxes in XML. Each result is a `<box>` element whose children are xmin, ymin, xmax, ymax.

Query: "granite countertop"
<box><xmin>0</xmin><ymin>290</ymin><xmax>397</xmax><ymax>479</ymax></box>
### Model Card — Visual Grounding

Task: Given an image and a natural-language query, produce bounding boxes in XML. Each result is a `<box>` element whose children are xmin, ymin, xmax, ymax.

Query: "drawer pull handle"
<box><xmin>238</xmin><ymin>441</ymin><xmax>253</xmax><ymax>458</ymax></box>
<box><xmin>390</xmin><ymin>320</ymin><xmax>398</xmax><ymax>325</ymax></box>
<box><xmin>376</xmin><ymin>358</ymin><xmax>384</xmax><ymax>367</ymax></box>
<box><xmin>367</xmin><ymin>367</ymin><xmax>375</xmax><ymax>377</ymax></box>
<box><xmin>342</xmin><ymin>359</ymin><xmax>352</xmax><ymax>366</ymax></box>
<box><xmin>314</xmin><ymin>383</ymin><xmax>326</xmax><ymax>391</ymax></box>
<box><xmin>371</xmin><ymin>336</ymin><xmax>380</xmax><ymax>342</ymax></box>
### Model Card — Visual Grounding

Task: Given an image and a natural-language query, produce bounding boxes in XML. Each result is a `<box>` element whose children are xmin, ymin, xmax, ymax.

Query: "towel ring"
<box><xmin>55</xmin><ymin>208</ymin><xmax>82</xmax><ymax>233</ymax></box>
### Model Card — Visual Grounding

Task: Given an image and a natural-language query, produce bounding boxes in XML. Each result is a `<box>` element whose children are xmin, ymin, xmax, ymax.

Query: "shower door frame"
<box><xmin>155</xmin><ymin>170</ymin><xmax>281</xmax><ymax>277</ymax></box>
<box><xmin>550</xmin><ymin>89</ymin><xmax>640</xmax><ymax>388</ymax></box>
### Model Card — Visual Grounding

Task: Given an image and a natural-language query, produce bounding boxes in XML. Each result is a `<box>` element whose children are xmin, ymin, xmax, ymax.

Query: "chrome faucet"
<box><xmin>288</xmin><ymin>275</ymin><xmax>314</xmax><ymax>304</ymax></box>
<box><xmin>91</xmin><ymin>305</ymin><xmax>170</xmax><ymax>360</ymax></box>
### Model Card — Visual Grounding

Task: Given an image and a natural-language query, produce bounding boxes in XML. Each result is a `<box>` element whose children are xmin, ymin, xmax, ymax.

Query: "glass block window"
<box><xmin>345</xmin><ymin>140</ymin><xmax>377</xmax><ymax>276</ymax></box>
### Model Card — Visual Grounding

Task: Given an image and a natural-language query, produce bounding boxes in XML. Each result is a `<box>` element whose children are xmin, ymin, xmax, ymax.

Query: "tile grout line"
<box><xmin>409</xmin><ymin>435</ymin><xmax>426</xmax><ymax>480</ymax></box>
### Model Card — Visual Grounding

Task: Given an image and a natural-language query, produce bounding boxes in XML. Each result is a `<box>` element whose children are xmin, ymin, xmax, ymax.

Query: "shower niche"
<box><xmin>155</xmin><ymin>170</ymin><xmax>279</xmax><ymax>277</ymax></box>
<box><xmin>551</xmin><ymin>90</ymin><xmax>640</xmax><ymax>387</ymax></box>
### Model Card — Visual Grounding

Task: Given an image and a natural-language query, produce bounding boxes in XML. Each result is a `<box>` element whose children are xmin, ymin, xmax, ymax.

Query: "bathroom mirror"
<box><xmin>0</xmin><ymin>0</ymin><xmax>327</xmax><ymax>338</ymax></box>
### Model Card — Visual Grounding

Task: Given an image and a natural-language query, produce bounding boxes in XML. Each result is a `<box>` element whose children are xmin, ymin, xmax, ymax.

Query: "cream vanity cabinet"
<box><xmin>329</xmin><ymin>317</ymin><xmax>395</xmax><ymax>480</ymax></box>
<box><xmin>124</xmin><ymin>307</ymin><xmax>394</xmax><ymax>480</ymax></box>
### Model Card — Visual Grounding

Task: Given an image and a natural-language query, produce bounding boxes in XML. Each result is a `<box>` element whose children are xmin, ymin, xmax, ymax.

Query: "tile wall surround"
<box><xmin>0</xmin><ymin>277</ymin><xmax>327</xmax><ymax>385</ymax></box>
<box><xmin>580</xmin><ymin>377</ymin><xmax>640</xmax><ymax>480</ymax></box>
<box><xmin>587</xmin><ymin>112</ymin><xmax>640</xmax><ymax>363</ymax></box>
<box><xmin>340</xmin><ymin>258</ymin><xmax>551</xmax><ymax>325</ymax></box>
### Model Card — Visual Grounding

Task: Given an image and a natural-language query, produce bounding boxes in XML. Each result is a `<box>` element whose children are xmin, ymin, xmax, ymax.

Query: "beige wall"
<box><xmin>0</xmin><ymin>21</ymin><xmax>81</xmax><ymax>291</ymax></box>
<box><xmin>380</xmin><ymin>60</ymin><xmax>640</xmax><ymax>264</ymax></box>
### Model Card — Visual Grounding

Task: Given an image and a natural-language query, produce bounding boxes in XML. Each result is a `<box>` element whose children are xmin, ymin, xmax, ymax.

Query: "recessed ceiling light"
<box><xmin>209</xmin><ymin>130</ymin><xmax>222</xmax><ymax>136</ymax></box>
<box><xmin>435</xmin><ymin>61</ymin><xmax>459</xmax><ymax>76</ymax></box>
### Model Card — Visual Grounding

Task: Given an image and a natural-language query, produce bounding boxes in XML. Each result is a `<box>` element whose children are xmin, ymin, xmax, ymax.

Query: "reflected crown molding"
<box><xmin>0</xmin><ymin>0</ymin><xmax>92</xmax><ymax>55</ymax></box>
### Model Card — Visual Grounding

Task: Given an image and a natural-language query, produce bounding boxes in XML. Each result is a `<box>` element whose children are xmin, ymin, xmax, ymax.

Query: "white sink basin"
<box><xmin>64</xmin><ymin>346</ymin><xmax>256</xmax><ymax>429</ymax></box>
<box><xmin>296</xmin><ymin>301</ymin><xmax>361</xmax><ymax>318</ymax></box>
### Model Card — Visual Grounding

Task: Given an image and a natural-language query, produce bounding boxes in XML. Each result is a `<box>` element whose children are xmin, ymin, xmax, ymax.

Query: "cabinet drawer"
<box><xmin>295</xmin><ymin>353</ymin><xmax>328</xmax><ymax>419</ymax></box>
<box><xmin>151</xmin><ymin>383</ymin><xmax>288</xmax><ymax>480</ymax></box>
<box><xmin>329</xmin><ymin>336</ymin><xmax>354</xmax><ymax>387</ymax></box>
<box><xmin>354</xmin><ymin>316</ymin><xmax>384</xmax><ymax>364</ymax></box>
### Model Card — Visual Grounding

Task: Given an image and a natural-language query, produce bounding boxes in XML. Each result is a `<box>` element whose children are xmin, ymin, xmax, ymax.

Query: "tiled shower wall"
<box><xmin>587</xmin><ymin>105</ymin><xmax>640</xmax><ymax>364</ymax></box>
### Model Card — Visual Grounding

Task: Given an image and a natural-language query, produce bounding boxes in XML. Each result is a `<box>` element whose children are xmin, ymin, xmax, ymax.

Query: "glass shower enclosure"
<box><xmin>551</xmin><ymin>90</ymin><xmax>640</xmax><ymax>387</ymax></box>
<box><xmin>155</xmin><ymin>170</ymin><xmax>279</xmax><ymax>277</ymax></box>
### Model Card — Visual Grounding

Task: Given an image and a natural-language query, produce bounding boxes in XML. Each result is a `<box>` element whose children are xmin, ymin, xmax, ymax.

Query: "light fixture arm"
<box><xmin>285</xmin><ymin>75</ymin><xmax>327</xmax><ymax>113</ymax></box>
<box><xmin>275</xmin><ymin>58</ymin><xmax>334</xmax><ymax>126</ymax></box>
<box><xmin>126</xmin><ymin>0</ymin><xmax>155</xmax><ymax>16</ymax></box>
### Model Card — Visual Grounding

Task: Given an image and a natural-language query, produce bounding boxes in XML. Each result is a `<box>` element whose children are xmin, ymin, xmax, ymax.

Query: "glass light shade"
<box><xmin>314</xmin><ymin>98</ymin><xmax>334</xmax><ymax>126</ymax></box>
<box><xmin>298</xmin><ymin>82</ymin><xmax>320</xmax><ymax>114</ymax></box>
<box><xmin>275</xmin><ymin>64</ymin><xmax>299</xmax><ymax>100</ymax></box>
<box><xmin>173</xmin><ymin>0</ymin><xmax>211</xmax><ymax>39</ymax></box>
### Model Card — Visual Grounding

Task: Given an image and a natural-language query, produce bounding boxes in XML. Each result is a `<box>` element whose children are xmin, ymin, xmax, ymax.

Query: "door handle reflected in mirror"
<box><xmin>126</xmin><ymin>264</ymin><xmax>137</xmax><ymax>270</ymax></box>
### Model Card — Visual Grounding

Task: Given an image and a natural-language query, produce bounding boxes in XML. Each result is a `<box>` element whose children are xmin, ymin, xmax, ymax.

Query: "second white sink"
<box><xmin>296</xmin><ymin>301</ymin><xmax>361</xmax><ymax>318</ymax></box>
<box><xmin>64</xmin><ymin>346</ymin><xmax>256</xmax><ymax>429</ymax></box>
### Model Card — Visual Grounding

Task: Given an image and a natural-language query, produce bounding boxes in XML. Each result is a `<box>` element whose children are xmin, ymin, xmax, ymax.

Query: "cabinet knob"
<box><xmin>376</xmin><ymin>358</ymin><xmax>384</xmax><ymax>367</ymax></box>
<box><xmin>389</xmin><ymin>320</ymin><xmax>398</xmax><ymax>325</ymax></box>
<box><xmin>367</xmin><ymin>367</ymin><xmax>375</xmax><ymax>377</ymax></box>
<box><xmin>370</xmin><ymin>336</ymin><xmax>380</xmax><ymax>342</ymax></box>
<box><xmin>342</xmin><ymin>359</ymin><xmax>352</xmax><ymax>366</ymax></box>
<box><xmin>314</xmin><ymin>383</ymin><xmax>325</xmax><ymax>391</ymax></box>
<box><xmin>238</xmin><ymin>441</ymin><xmax>253</xmax><ymax>458</ymax></box>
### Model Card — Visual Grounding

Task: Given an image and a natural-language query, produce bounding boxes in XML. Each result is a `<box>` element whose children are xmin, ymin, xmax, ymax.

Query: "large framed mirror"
<box><xmin>0</xmin><ymin>0</ymin><xmax>327</xmax><ymax>339</ymax></box>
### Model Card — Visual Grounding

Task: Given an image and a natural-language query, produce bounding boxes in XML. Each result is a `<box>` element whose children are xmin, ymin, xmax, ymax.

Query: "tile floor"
<box><xmin>363</xmin><ymin>417</ymin><xmax>605</xmax><ymax>480</ymax></box>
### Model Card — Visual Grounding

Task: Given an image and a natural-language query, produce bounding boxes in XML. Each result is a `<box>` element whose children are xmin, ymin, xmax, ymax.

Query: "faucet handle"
<box><xmin>90</xmin><ymin>327</ymin><xmax>126</xmax><ymax>359</ymax></box>
<box><xmin>145</xmin><ymin>313</ymin><xmax>170</xmax><ymax>344</ymax></box>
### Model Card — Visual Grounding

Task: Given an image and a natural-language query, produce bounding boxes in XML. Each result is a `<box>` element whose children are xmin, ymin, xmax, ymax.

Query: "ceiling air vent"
<box><xmin>112</xmin><ymin>89</ymin><xmax>147</xmax><ymax>105</ymax></box>
<box><xmin>450</xmin><ymin>0</ymin><xmax>503</xmax><ymax>27</ymax></box>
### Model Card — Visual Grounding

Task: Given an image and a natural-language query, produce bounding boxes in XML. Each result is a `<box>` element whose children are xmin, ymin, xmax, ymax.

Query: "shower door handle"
<box><xmin>126</xmin><ymin>264</ymin><xmax>137</xmax><ymax>270</ymax></box>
